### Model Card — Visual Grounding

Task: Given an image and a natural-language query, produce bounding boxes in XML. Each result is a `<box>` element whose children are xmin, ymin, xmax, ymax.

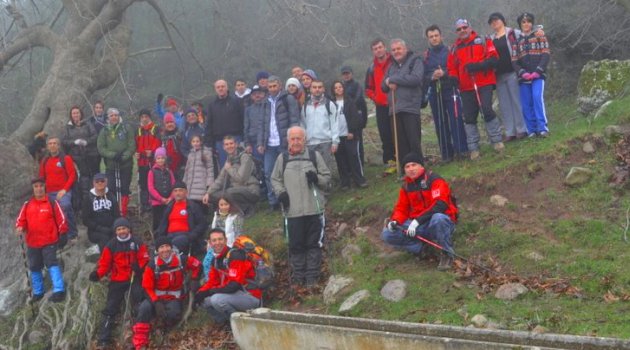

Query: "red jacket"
<box><xmin>161</xmin><ymin>130</ymin><xmax>183</xmax><ymax>174</ymax></box>
<box><xmin>136</xmin><ymin>122</ymin><xmax>161</xmax><ymax>167</ymax></box>
<box><xmin>96</xmin><ymin>236</ymin><xmax>149</xmax><ymax>283</ymax></box>
<box><xmin>15</xmin><ymin>197</ymin><xmax>68</xmax><ymax>248</ymax></box>
<box><xmin>391</xmin><ymin>170</ymin><xmax>458</xmax><ymax>225</ymax></box>
<box><xmin>39</xmin><ymin>154</ymin><xmax>77</xmax><ymax>192</ymax></box>
<box><xmin>199</xmin><ymin>247</ymin><xmax>261</xmax><ymax>299</ymax></box>
<box><xmin>447</xmin><ymin>31</ymin><xmax>498</xmax><ymax>92</ymax></box>
<box><xmin>365</xmin><ymin>53</ymin><xmax>392</xmax><ymax>107</ymax></box>
<box><xmin>142</xmin><ymin>252</ymin><xmax>201</xmax><ymax>302</ymax></box>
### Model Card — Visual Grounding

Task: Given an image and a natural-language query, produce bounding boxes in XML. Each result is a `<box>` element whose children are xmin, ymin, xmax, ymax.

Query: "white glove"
<box><xmin>74</xmin><ymin>139</ymin><xmax>82</xmax><ymax>145</ymax></box>
<box><xmin>406</xmin><ymin>219</ymin><xmax>419</xmax><ymax>237</ymax></box>
<box><xmin>79</xmin><ymin>139</ymin><xmax>88</xmax><ymax>146</ymax></box>
<box><xmin>387</xmin><ymin>221</ymin><xmax>398</xmax><ymax>231</ymax></box>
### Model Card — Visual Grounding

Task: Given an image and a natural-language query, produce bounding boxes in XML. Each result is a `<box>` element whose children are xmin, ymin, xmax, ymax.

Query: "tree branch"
<box><xmin>77</xmin><ymin>0</ymin><xmax>134</xmax><ymax>45</ymax></box>
<box><xmin>0</xmin><ymin>25</ymin><xmax>59</xmax><ymax>70</ymax></box>
<box><xmin>128</xmin><ymin>46</ymin><xmax>173</xmax><ymax>58</ymax></box>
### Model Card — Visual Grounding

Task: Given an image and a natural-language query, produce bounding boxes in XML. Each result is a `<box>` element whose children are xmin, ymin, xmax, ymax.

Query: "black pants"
<box><xmin>152</xmin><ymin>205</ymin><xmax>166</xmax><ymax>232</ymax></box>
<box><xmin>287</xmin><ymin>214</ymin><xmax>324</xmax><ymax>283</ymax></box>
<box><xmin>136</xmin><ymin>298</ymin><xmax>182</xmax><ymax>326</ymax></box>
<box><xmin>102</xmin><ymin>279</ymin><xmax>144</xmax><ymax>317</ymax></box>
<box><xmin>107</xmin><ymin>162</ymin><xmax>133</xmax><ymax>196</ymax></box>
<box><xmin>357</xmin><ymin>129</ymin><xmax>365</xmax><ymax>165</ymax></box>
<box><xmin>138</xmin><ymin>165</ymin><xmax>150</xmax><ymax>210</ymax></box>
<box><xmin>27</xmin><ymin>244</ymin><xmax>59</xmax><ymax>271</ymax></box>
<box><xmin>335</xmin><ymin>136</ymin><xmax>365</xmax><ymax>187</ymax></box>
<box><xmin>375</xmin><ymin>105</ymin><xmax>395</xmax><ymax>164</ymax></box>
<box><xmin>394</xmin><ymin>112</ymin><xmax>423</xmax><ymax>169</ymax></box>
<box><xmin>460</xmin><ymin>84</ymin><xmax>497</xmax><ymax>124</ymax></box>
<box><xmin>87</xmin><ymin>226</ymin><xmax>113</xmax><ymax>251</ymax></box>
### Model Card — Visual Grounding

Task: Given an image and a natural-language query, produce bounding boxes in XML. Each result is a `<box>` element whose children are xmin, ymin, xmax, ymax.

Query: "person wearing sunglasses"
<box><xmin>447</xmin><ymin>18</ymin><xmax>504</xmax><ymax>161</ymax></box>
<box><xmin>83</xmin><ymin>173</ymin><xmax>120</xmax><ymax>252</ymax></box>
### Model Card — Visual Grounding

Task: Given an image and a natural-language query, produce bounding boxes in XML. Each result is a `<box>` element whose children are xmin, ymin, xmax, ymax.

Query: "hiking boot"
<box><xmin>50</xmin><ymin>291</ymin><xmax>66</xmax><ymax>303</ymax></box>
<box><xmin>437</xmin><ymin>254</ymin><xmax>453</xmax><ymax>271</ymax></box>
<box><xmin>528</xmin><ymin>133</ymin><xmax>537</xmax><ymax>138</ymax></box>
<box><xmin>356</xmin><ymin>181</ymin><xmax>368</xmax><ymax>188</ymax></box>
<box><xmin>539</xmin><ymin>131</ymin><xmax>549</xmax><ymax>138</ymax></box>
<box><xmin>32</xmin><ymin>294</ymin><xmax>44</xmax><ymax>302</ymax></box>
<box><xmin>383</xmin><ymin>160</ymin><xmax>397</xmax><ymax>175</ymax></box>
<box><xmin>470</xmin><ymin>151</ymin><xmax>480</xmax><ymax>161</ymax></box>
<box><xmin>493</xmin><ymin>142</ymin><xmax>505</xmax><ymax>153</ymax></box>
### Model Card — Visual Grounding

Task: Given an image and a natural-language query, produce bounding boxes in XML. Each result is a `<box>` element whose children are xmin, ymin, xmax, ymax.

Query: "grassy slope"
<box><xmin>245</xmin><ymin>96</ymin><xmax>630</xmax><ymax>338</ymax></box>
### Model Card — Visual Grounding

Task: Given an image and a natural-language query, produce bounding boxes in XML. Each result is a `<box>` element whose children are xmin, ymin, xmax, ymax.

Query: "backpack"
<box><xmin>281</xmin><ymin>149</ymin><xmax>317</xmax><ymax>176</ymax></box>
<box><xmin>228</xmin><ymin>235</ymin><xmax>274</xmax><ymax>290</ymax></box>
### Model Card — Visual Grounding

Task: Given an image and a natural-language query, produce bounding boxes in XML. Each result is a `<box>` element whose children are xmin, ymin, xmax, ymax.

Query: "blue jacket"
<box><xmin>155</xmin><ymin>101</ymin><xmax>185</xmax><ymax>130</ymax></box>
<box><xmin>180</xmin><ymin>123</ymin><xmax>205</xmax><ymax>157</ymax></box>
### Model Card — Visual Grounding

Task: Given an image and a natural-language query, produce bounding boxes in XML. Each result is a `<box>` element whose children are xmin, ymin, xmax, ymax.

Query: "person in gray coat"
<box><xmin>271</xmin><ymin>126</ymin><xmax>331</xmax><ymax>289</ymax></box>
<box><xmin>182</xmin><ymin>134</ymin><xmax>214</xmax><ymax>213</ymax></box>
<box><xmin>382</xmin><ymin>38</ymin><xmax>425</xmax><ymax>172</ymax></box>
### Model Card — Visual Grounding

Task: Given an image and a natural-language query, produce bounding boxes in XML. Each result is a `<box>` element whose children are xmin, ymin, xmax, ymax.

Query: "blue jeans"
<box><xmin>215</xmin><ymin>135</ymin><xmax>243</xmax><ymax>169</ymax></box>
<box><xmin>263</xmin><ymin>145</ymin><xmax>282</xmax><ymax>205</ymax></box>
<box><xmin>48</xmin><ymin>191</ymin><xmax>77</xmax><ymax>239</ymax></box>
<box><xmin>381</xmin><ymin>214</ymin><xmax>455</xmax><ymax>255</ymax></box>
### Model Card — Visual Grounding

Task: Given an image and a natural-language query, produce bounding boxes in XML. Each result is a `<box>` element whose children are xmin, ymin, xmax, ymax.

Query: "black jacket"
<box><xmin>205</xmin><ymin>94</ymin><xmax>244</xmax><ymax>146</ymax></box>
<box><xmin>341</xmin><ymin>97</ymin><xmax>363</xmax><ymax>135</ymax></box>
<box><xmin>342</xmin><ymin>79</ymin><xmax>368</xmax><ymax>129</ymax></box>
<box><xmin>156</xmin><ymin>199</ymin><xmax>207</xmax><ymax>241</ymax></box>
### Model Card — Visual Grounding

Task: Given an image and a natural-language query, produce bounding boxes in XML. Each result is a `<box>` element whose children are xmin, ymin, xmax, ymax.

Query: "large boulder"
<box><xmin>577</xmin><ymin>59</ymin><xmax>630</xmax><ymax>115</ymax></box>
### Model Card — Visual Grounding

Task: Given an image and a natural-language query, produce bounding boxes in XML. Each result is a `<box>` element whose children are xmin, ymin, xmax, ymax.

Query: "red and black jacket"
<box><xmin>199</xmin><ymin>246</ymin><xmax>261</xmax><ymax>300</ymax></box>
<box><xmin>136</xmin><ymin>122</ymin><xmax>161</xmax><ymax>167</ymax></box>
<box><xmin>142</xmin><ymin>252</ymin><xmax>201</xmax><ymax>302</ymax></box>
<box><xmin>15</xmin><ymin>196</ymin><xmax>68</xmax><ymax>248</ymax></box>
<box><xmin>447</xmin><ymin>30</ymin><xmax>499</xmax><ymax>92</ymax></box>
<box><xmin>391</xmin><ymin>170</ymin><xmax>458</xmax><ymax>225</ymax></box>
<box><xmin>95</xmin><ymin>236</ymin><xmax>149</xmax><ymax>283</ymax></box>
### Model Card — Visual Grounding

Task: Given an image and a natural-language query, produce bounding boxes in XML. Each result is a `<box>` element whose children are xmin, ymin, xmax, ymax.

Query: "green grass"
<box><xmin>243</xmin><ymin>96</ymin><xmax>630</xmax><ymax>338</ymax></box>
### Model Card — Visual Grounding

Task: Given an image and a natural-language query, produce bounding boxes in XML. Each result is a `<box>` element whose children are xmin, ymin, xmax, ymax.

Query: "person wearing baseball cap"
<box><xmin>83</xmin><ymin>172</ymin><xmax>120</xmax><ymax>251</ymax></box>
<box><xmin>382</xmin><ymin>152</ymin><xmax>458</xmax><ymax>271</ymax></box>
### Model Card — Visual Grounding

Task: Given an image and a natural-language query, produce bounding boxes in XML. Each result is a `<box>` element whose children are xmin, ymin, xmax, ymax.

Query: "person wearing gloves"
<box><xmin>381</xmin><ymin>153</ymin><xmax>458</xmax><ymax>271</ymax></box>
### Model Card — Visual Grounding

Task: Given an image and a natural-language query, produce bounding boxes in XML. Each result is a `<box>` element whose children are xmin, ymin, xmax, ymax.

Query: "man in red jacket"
<box><xmin>15</xmin><ymin>178</ymin><xmax>68</xmax><ymax>302</ymax></box>
<box><xmin>39</xmin><ymin>136</ymin><xmax>78</xmax><ymax>240</ymax></box>
<box><xmin>135</xmin><ymin>109</ymin><xmax>161</xmax><ymax>213</ymax></box>
<box><xmin>381</xmin><ymin>153</ymin><xmax>457</xmax><ymax>270</ymax></box>
<box><xmin>365</xmin><ymin>38</ymin><xmax>396</xmax><ymax>175</ymax></box>
<box><xmin>89</xmin><ymin>217</ymin><xmax>149</xmax><ymax>348</ymax></box>
<box><xmin>131</xmin><ymin>236</ymin><xmax>200</xmax><ymax>350</ymax></box>
<box><xmin>194</xmin><ymin>229</ymin><xmax>261</xmax><ymax>326</ymax></box>
<box><xmin>447</xmin><ymin>19</ymin><xmax>504</xmax><ymax>160</ymax></box>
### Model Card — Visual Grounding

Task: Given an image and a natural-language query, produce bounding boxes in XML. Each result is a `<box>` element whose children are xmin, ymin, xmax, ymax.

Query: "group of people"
<box><xmin>14</xmin><ymin>11</ymin><xmax>550</xmax><ymax>350</ymax></box>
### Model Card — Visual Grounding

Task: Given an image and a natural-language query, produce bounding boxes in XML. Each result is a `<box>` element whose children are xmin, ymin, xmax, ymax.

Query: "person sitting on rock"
<box><xmin>194</xmin><ymin>228</ymin><xmax>261</xmax><ymax>326</ymax></box>
<box><xmin>381</xmin><ymin>153</ymin><xmax>458</xmax><ymax>271</ymax></box>
<box><xmin>83</xmin><ymin>173</ymin><xmax>120</xmax><ymax>252</ymax></box>
<box><xmin>155</xmin><ymin>180</ymin><xmax>207</xmax><ymax>256</ymax></box>
<box><xmin>89</xmin><ymin>217</ymin><xmax>149</xmax><ymax>349</ymax></box>
<box><xmin>132</xmin><ymin>236</ymin><xmax>200</xmax><ymax>350</ymax></box>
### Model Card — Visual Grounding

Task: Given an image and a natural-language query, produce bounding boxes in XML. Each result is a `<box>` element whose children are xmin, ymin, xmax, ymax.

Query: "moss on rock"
<box><xmin>577</xmin><ymin>59</ymin><xmax>630</xmax><ymax>115</ymax></box>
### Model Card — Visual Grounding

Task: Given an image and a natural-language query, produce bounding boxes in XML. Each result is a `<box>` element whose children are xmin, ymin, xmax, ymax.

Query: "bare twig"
<box><xmin>128</xmin><ymin>45</ymin><xmax>173</xmax><ymax>58</ymax></box>
<box><xmin>623</xmin><ymin>206</ymin><xmax>629</xmax><ymax>243</ymax></box>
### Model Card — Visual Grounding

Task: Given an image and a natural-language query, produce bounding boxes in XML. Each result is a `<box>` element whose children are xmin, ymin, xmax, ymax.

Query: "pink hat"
<box><xmin>164</xmin><ymin>113</ymin><xmax>175</xmax><ymax>124</ymax></box>
<box><xmin>154</xmin><ymin>147</ymin><xmax>167</xmax><ymax>158</ymax></box>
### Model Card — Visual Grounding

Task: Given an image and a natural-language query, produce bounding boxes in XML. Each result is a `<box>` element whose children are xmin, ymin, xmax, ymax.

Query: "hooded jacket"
<box><xmin>381</xmin><ymin>51</ymin><xmax>425</xmax><ymax>115</ymax></box>
<box><xmin>83</xmin><ymin>188</ymin><xmax>120</xmax><ymax>235</ymax></box>
<box><xmin>62</xmin><ymin>119</ymin><xmax>99</xmax><ymax>161</ymax></box>
<box><xmin>97</xmin><ymin>122</ymin><xmax>136</xmax><ymax>169</ymax></box>
<box><xmin>260</xmin><ymin>91</ymin><xmax>300</xmax><ymax>149</ymax></box>
<box><xmin>183</xmin><ymin>146</ymin><xmax>214</xmax><ymax>201</ymax></box>
<box><xmin>208</xmin><ymin>151</ymin><xmax>259</xmax><ymax>196</ymax></box>
<box><xmin>302</xmin><ymin>96</ymin><xmax>339</xmax><ymax>146</ymax></box>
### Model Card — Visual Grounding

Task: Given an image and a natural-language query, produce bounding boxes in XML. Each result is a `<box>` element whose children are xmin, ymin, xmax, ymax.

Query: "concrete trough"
<box><xmin>231</xmin><ymin>308</ymin><xmax>630</xmax><ymax>350</ymax></box>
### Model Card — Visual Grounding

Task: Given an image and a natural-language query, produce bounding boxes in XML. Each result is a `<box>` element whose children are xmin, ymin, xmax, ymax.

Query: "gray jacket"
<box><xmin>183</xmin><ymin>146</ymin><xmax>214</xmax><ymax>201</ymax></box>
<box><xmin>209</xmin><ymin>151</ymin><xmax>259</xmax><ymax>195</ymax></box>
<box><xmin>271</xmin><ymin>149</ymin><xmax>331</xmax><ymax>218</ymax></box>
<box><xmin>244</xmin><ymin>100</ymin><xmax>266</xmax><ymax>148</ymax></box>
<box><xmin>382</xmin><ymin>51</ymin><xmax>425</xmax><ymax>116</ymax></box>
<box><xmin>260</xmin><ymin>91</ymin><xmax>300</xmax><ymax>149</ymax></box>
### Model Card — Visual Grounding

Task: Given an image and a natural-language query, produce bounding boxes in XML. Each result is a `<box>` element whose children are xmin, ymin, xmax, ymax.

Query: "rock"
<box><xmin>339</xmin><ymin>289</ymin><xmax>370</xmax><ymax>313</ymax></box>
<box><xmin>486</xmin><ymin>321</ymin><xmax>503</xmax><ymax>330</ymax></box>
<box><xmin>577</xmin><ymin>59</ymin><xmax>630</xmax><ymax>114</ymax></box>
<box><xmin>582</xmin><ymin>141</ymin><xmax>595</xmax><ymax>154</ymax></box>
<box><xmin>341</xmin><ymin>243</ymin><xmax>361</xmax><ymax>265</ymax></box>
<box><xmin>354</xmin><ymin>226</ymin><xmax>369</xmax><ymax>235</ymax></box>
<box><xmin>532</xmin><ymin>325</ymin><xmax>549</xmax><ymax>334</ymax></box>
<box><xmin>495</xmin><ymin>282</ymin><xmax>529</xmax><ymax>300</ymax></box>
<box><xmin>604</xmin><ymin>125</ymin><xmax>623</xmax><ymax>139</ymax></box>
<box><xmin>594</xmin><ymin>100</ymin><xmax>613</xmax><ymax>119</ymax></box>
<box><xmin>490</xmin><ymin>195</ymin><xmax>509</xmax><ymax>207</ymax></box>
<box><xmin>376</xmin><ymin>251</ymin><xmax>404</xmax><ymax>259</ymax></box>
<box><xmin>0</xmin><ymin>281</ymin><xmax>23</xmax><ymax>317</ymax></box>
<box><xmin>457</xmin><ymin>305</ymin><xmax>468</xmax><ymax>319</ymax></box>
<box><xmin>323</xmin><ymin>275</ymin><xmax>354</xmax><ymax>305</ymax></box>
<box><xmin>380</xmin><ymin>279</ymin><xmax>407</xmax><ymax>302</ymax></box>
<box><xmin>85</xmin><ymin>244</ymin><xmax>101</xmax><ymax>263</ymax></box>
<box><xmin>526</xmin><ymin>251</ymin><xmax>544</xmax><ymax>261</ymax></box>
<box><xmin>337</xmin><ymin>222</ymin><xmax>349</xmax><ymax>236</ymax></box>
<box><xmin>470</xmin><ymin>314</ymin><xmax>488</xmax><ymax>328</ymax></box>
<box><xmin>28</xmin><ymin>330</ymin><xmax>46</xmax><ymax>344</ymax></box>
<box><xmin>564</xmin><ymin>167</ymin><xmax>593</xmax><ymax>186</ymax></box>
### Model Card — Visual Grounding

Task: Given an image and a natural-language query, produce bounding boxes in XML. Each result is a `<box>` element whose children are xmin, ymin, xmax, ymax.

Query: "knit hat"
<box><xmin>488</xmin><ymin>12</ymin><xmax>505</xmax><ymax>25</ymax></box>
<box><xmin>285</xmin><ymin>77</ymin><xmax>302</xmax><ymax>90</ymax></box>
<box><xmin>302</xmin><ymin>69</ymin><xmax>317</xmax><ymax>80</ymax></box>
<box><xmin>256</xmin><ymin>71</ymin><xmax>270</xmax><ymax>81</ymax></box>
<box><xmin>138</xmin><ymin>108</ymin><xmax>152</xmax><ymax>118</ymax></box>
<box><xmin>402</xmin><ymin>152</ymin><xmax>424</xmax><ymax>167</ymax></box>
<box><xmin>166</xmin><ymin>98</ymin><xmax>178</xmax><ymax>107</ymax></box>
<box><xmin>517</xmin><ymin>12</ymin><xmax>535</xmax><ymax>29</ymax></box>
<box><xmin>184</xmin><ymin>108</ymin><xmax>197</xmax><ymax>117</ymax></box>
<box><xmin>340</xmin><ymin>66</ymin><xmax>353</xmax><ymax>74</ymax></box>
<box><xmin>154</xmin><ymin>147</ymin><xmax>167</xmax><ymax>159</ymax></box>
<box><xmin>164</xmin><ymin>112</ymin><xmax>175</xmax><ymax>124</ymax></box>
<box><xmin>112</xmin><ymin>217</ymin><xmax>131</xmax><ymax>230</ymax></box>
<box><xmin>155</xmin><ymin>236</ymin><xmax>172</xmax><ymax>249</ymax></box>
<box><xmin>173</xmin><ymin>180</ymin><xmax>187</xmax><ymax>190</ymax></box>
<box><xmin>455</xmin><ymin>18</ymin><xmax>470</xmax><ymax>29</ymax></box>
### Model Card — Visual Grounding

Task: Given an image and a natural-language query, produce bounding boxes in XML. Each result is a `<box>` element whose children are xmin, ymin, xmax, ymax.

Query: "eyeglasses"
<box><xmin>456</xmin><ymin>26</ymin><xmax>469</xmax><ymax>32</ymax></box>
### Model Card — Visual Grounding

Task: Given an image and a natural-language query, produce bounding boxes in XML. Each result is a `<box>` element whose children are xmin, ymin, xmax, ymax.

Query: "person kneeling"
<box><xmin>194</xmin><ymin>229</ymin><xmax>261</xmax><ymax>326</ymax></box>
<box><xmin>381</xmin><ymin>153</ymin><xmax>458</xmax><ymax>270</ymax></box>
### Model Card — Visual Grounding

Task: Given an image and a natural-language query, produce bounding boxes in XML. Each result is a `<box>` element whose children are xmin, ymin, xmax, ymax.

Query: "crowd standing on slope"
<box><xmin>15</xmin><ymin>13</ymin><xmax>549</xmax><ymax>349</ymax></box>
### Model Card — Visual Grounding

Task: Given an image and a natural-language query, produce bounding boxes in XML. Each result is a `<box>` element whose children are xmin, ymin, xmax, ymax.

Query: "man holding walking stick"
<box><xmin>381</xmin><ymin>153</ymin><xmax>458</xmax><ymax>271</ymax></box>
<box><xmin>381</xmin><ymin>38</ymin><xmax>425</xmax><ymax>175</ymax></box>
<box><xmin>447</xmin><ymin>18</ymin><xmax>504</xmax><ymax>161</ymax></box>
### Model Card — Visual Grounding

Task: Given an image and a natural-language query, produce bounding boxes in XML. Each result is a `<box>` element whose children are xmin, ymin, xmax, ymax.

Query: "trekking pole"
<box><xmin>18</xmin><ymin>234</ymin><xmax>36</xmax><ymax>318</ymax></box>
<box><xmin>280</xmin><ymin>203</ymin><xmax>289</xmax><ymax>243</ymax></box>
<box><xmin>119</xmin><ymin>271</ymin><xmax>135</xmax><ymax>345</ymax></box>
<box><xmin>471</xmin><ymin>76</ymin><xmax>488</xmax><ymax>121</ymax></box>
<box><xmin>115</xmin><ymin>161</ymin><xmax>122</xmax><ymax>215</ymax></box>
<box><xmin>435</xmin><ymin>80</ymin><xmax>448</xmax><ymax>160</ymax></box>
<box><xmin>390</xmin><ymin>91</ymin><xmax>401</xmax><ymax>178</ymax></box>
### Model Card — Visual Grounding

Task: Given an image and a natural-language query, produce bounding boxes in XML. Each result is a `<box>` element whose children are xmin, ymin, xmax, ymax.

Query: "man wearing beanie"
<box><xmin>300</xmin><ymin>69</ymin><xmax>317</xmax><ymax>97</ymax></box>
<box><xmin>205</xmin><ymin>79</ymin><xmax>244</xmax><ymax>168</ymax></box>
<box><xmin>135</xmin><ymin>109</ymin><xmax>161</xmax><ymax>212</ymax></box>
<box><xmin>89</xmin><ymin>217</ymin><xmax>149</xmax><ymax>348</ymax></box>
<box><xmin>83</xmin><ymin>173</ymin><xmax>120</xmax><ymax>252</ymax></box>
<box><xmin>155</xmin><ymin>180</ymin><xmax>207</xmax><ymax>255</ymax></box>
<box><xmin>132</xmin><ymin>236</ymin><xmax>201</xmax><ymax>350</ymax></box>
<box><xmin>256</xmin><ymin>71</ymin><xmax>270</xmax><ymax>88</ymax></box>
<box><xmin>381</xmin><ymin>152</ymin><xmax>458</xmax><ymax>271</ymax></box>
